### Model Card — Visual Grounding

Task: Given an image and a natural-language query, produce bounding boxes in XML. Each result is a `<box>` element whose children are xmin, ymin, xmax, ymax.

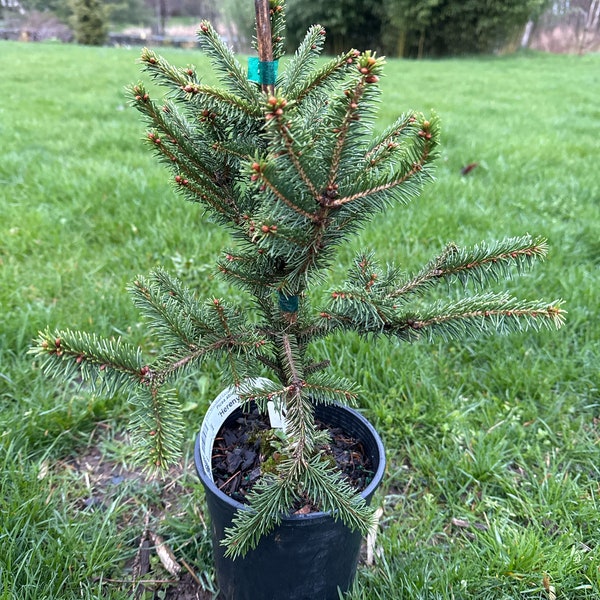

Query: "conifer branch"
<box><xmin>217</xmin><ymin>258</ymin><xmax>277</xmax><ymax>295</ymax></box>
<box><xmin>391</xmin><ymin>236</ymin><xmax>549</xmax><ymax>299</ymax></box>
<box><xmin>31</xmin><ymin>329</ymin><xmax>146</xmax><ymax>396</ymax></box>
<box><xmin>303</xmin><ymin>373</ymin><xmax>359</xmax><ymax>405</ymax></box>
<box><xmin>149</xmin><ymin>332</ymin><xmax>261</xmax><ymax>388</ymax></box>
<box><xmin>129</xmin><ymin>274</ymin><xmax>204</xmax><ymax>351</ymax></box>
<box><xmin>222</xmin><ymin>450</ymin><xmax>373</xmax><ymax>559</ymax></box>
<box><xmin>174</xmin><ymin>176</ymin><xmax>241</xmax><ymax>223</ymax></box>
<box><xmin>407</xmin><ymin>296</ymin><xmax>564</xmax><ymax>338</ymax></box>
<box><xmin>139</xmin><ymin>47</ymin><xmax>196</xmax><ymax>93</ymax></box>
<box><xmin>280</xmin><ymin>333</ymin><xmax>304</xmax><ymax>386</ymax></box>
<box><xmin>129</xmin><ymin>89</ymin><xmax>243</xmax><ymax>222</ymax></box>
<box><xmin>129</xmin><ymin>386</ymin><xmax>184</xmax><ymax>469</ymax></box>
<box><xmin>296</xmin><ymin>454</ymin><xmax>374</xmax><ymax>534</ymax></box>
<box><xmin>222</xmin><ymin>475</ymin><xmax>297</xmax><ymax>558</ymax></box>
<box><xmin>324</xmin><ymin>292</ymin><xmax>565</xmax><ymax>342</ymax></box>
<box><xmin>304</xmin><ymin>359</ymin><xmax>331</xmax><ymax>376</ymax></box>
<box><xmin>179</xmin><ymin>85</ymin><xmax>263</xmax><ymax>120</ymax></box>
<box><xmin>291</xmin><ymin>49</ymin><xmax>357</xmax><ymax>104</ymax></box>
<box><xmin>255</xmin><ymin>166</ymin><xmax>318</xmax><ymax>222</ymax></box>
<box><xmin>278</xmin><ymin>24</ymin><xmax>326</xmax><ymax>97</ymax></box>
<box><xmin>268</xmin><ymin>0</ymin><xmax>286</xmax><ymax>60</ymax></box>
<box><xmin>330</xmin><ymin>135</ymin><xmax>434</xmax><ymax>208</ymax></box>
<box><xmin>197</xmin><ymin>20</ymin><xmax>260</xmax><ymax>104</ymax></box>
<box><xmin>253</xmin><ymin>353</ymin><xmax>287</xmax><ymax>382</ymax></box>
<box><xmin>392</xmin><ymin>297</ymin><xmax>566</xmax><ymax>342</ymax></box>
<box><xmin>210</xmin><ymin>140</ymin><xmax>254</xmax><ymax>162</ymax></box>
<box><xmin>272</xmin><ymin>118</ymin><xmax>321</xmax><ymax>201</ymax></box>
<box><xmin>324</xmin><ymin>78</ymin><xmax>367</xmax><ymax>193</ymax></box>
<box><xmin>364</xmin><ymin>112</ymin><xmax>419</xmax><ymax>166</ymax></box>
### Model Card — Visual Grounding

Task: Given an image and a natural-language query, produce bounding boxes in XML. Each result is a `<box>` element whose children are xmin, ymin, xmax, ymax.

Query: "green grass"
<box><xmin>1</xmin><ymin>40</ymin><xmax>599</xmax><ymax>598</ymax></box>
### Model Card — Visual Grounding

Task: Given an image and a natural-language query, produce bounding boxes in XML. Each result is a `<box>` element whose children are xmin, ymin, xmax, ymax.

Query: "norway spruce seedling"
<box><xmin>31</xmin><ymin>0</ymin><xmax>564</xmax><ymax>557</ymax></box>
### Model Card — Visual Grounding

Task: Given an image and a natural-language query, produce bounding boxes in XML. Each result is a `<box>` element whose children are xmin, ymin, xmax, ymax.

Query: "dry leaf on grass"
<box><xmin>149</xmin><ymin>532</ymin><xmax>181</xmax><ymax>576</ymax></box>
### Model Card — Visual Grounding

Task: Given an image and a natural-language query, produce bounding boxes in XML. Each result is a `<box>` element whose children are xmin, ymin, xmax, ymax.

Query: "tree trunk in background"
<box><xmin>396</xmin><ymin>29</ymin><xmax>406</xmax><ymax>57</ymax></box>
<box><xmin>152</xmin><ymin>0</ymin><xmax>166</xmax><ymax>36</ymax></box>
<box><xmin>520</xmin><ymin>19</ymin><xmax>534</xmax><ymax>48</ymax></box>
<box><xmin>586</xmin><ymin>0</ymin><xmax>600</xmax><ymax>29</ymax></box>
<box><xmin>417</xmin><ymin>30</ymin><xmax>425</xmax><ymax>59</ymax></box>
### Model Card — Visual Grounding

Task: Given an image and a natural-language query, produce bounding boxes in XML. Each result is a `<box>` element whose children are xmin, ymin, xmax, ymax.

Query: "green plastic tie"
<box><xmin>278</xmin><ymin>292</ymin><xmax>299</xmax><ymax>313</ymax></box>
<box><xmin>248</xmin><ymin>57</ymin><xmax>279</xmax><ymax>85</ymax></box>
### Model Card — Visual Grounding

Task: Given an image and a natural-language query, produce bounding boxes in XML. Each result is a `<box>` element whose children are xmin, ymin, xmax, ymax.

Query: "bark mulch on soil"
<box><xmin>211</xmin><ymin>406</ymin><xmax>374</xmax><ymax>510</ymax></box>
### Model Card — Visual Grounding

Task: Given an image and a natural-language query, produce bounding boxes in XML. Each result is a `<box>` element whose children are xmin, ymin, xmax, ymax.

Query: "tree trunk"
<box><xmin>520</xmin><ymin>19</ymin><xmax>534</xmax><ymax>48</ymax></box>
<box><xmin>396</xmin><ymin>29</ymin><xmax>406</xmax><ymax>57</ymax></box>
<box><xmin>417</xmin><ymin>30</ymin><xmax>425</xmax><ymax>59</ymax></box>
<box><xmin>152</xmin><ymin>0</ymin><xmax>166</xmax><ymax>36</ymax></box>
<box><xmin>254</xmin><ymin>0</ymin><xmax>274</xmax><ymax>95</ymax></box>
<box><xmin>588</xmin><ymin>0</ymin><xmax>600</xmax><ymax>29</ymax></box>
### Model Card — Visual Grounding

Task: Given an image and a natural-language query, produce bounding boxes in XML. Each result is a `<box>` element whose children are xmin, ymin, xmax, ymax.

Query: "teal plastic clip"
<box><xmin>248</xmin><ymin>57</ymin><xmax>279</xmax><ymax>85</ymax></box>
<box><xmin>278</xmin><ymin>292</ymin><xmax>299</xmax><ymax>313</ymax></box>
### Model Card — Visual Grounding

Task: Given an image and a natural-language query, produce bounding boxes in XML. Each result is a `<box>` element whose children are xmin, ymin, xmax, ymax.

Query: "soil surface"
<box><xmin>159</xmin><ymin>572</ymin><xmax>214</xmax><ymax>599</ymax></box>
<box><xmin>211</xmin><ymin>406</ymin><xmax>374</xmax><ymax>511</ymax></box>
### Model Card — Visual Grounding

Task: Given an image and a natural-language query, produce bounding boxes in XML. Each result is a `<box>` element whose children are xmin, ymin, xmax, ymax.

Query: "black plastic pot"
<box><xmin>194</xmin><ymin>402</ymin><xmax>386</xmax><ymax>600</ymax></box>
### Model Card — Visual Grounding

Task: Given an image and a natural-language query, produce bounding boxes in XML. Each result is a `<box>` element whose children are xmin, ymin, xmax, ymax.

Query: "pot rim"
<box><xmin>193</xmin><ymin>403</ymin><xmax>386</xmax><ymax>523</ymax></box>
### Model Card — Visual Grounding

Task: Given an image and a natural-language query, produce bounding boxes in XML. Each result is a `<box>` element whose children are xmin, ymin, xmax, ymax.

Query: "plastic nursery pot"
<box><xmin>194</xmin><ymin>391</ymin><xmax>386</xmax><ymax>600</ymax></box>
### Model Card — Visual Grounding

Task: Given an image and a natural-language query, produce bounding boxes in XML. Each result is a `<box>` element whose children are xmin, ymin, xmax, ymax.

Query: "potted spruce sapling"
<box><xmin>31</xmin><ymin>0</ymin><xmax>565</xmax><ymax>598</ymax></box>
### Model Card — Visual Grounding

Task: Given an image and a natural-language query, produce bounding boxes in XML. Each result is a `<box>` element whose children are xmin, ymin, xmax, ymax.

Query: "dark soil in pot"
<box><xmin>211</xmin><ymin>405</ymin><xmax>375</xmax><ymax>511</ymax></box>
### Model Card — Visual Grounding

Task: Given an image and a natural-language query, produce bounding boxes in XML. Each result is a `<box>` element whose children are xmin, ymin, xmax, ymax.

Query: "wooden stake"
<box><xmin>254</xmin><ymin>0</ymin><xmax>275</xmax><ymax>95</ymax></box>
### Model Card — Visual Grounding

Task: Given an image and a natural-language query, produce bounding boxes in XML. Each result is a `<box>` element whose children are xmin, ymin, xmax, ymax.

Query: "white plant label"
<box><xmin>199</xmin><ymin>377</ymin><xmax>275</xmax><ymax>482</ymax></box>
<box><xmin>267</xmin><ymin>400</ymin><xmax>287</xmax><ymax>432</ymax></box>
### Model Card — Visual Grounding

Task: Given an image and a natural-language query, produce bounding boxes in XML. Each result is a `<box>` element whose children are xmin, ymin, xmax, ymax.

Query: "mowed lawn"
<box><xmin>0</xmin><ymin>40</ymin><xmax>599</xmax><ymax>599</ymax></box>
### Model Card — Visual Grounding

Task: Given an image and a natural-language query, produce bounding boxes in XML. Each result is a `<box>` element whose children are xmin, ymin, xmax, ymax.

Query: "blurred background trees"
<box><xmin>376</xmin><ymin>0</ymin><xmax>550</xmax><ymax>57</ymax></box>
<box><xmin>1</xmin><ymin>0</ymin><xmax>599</xmax><ymax>53</ymax></box>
